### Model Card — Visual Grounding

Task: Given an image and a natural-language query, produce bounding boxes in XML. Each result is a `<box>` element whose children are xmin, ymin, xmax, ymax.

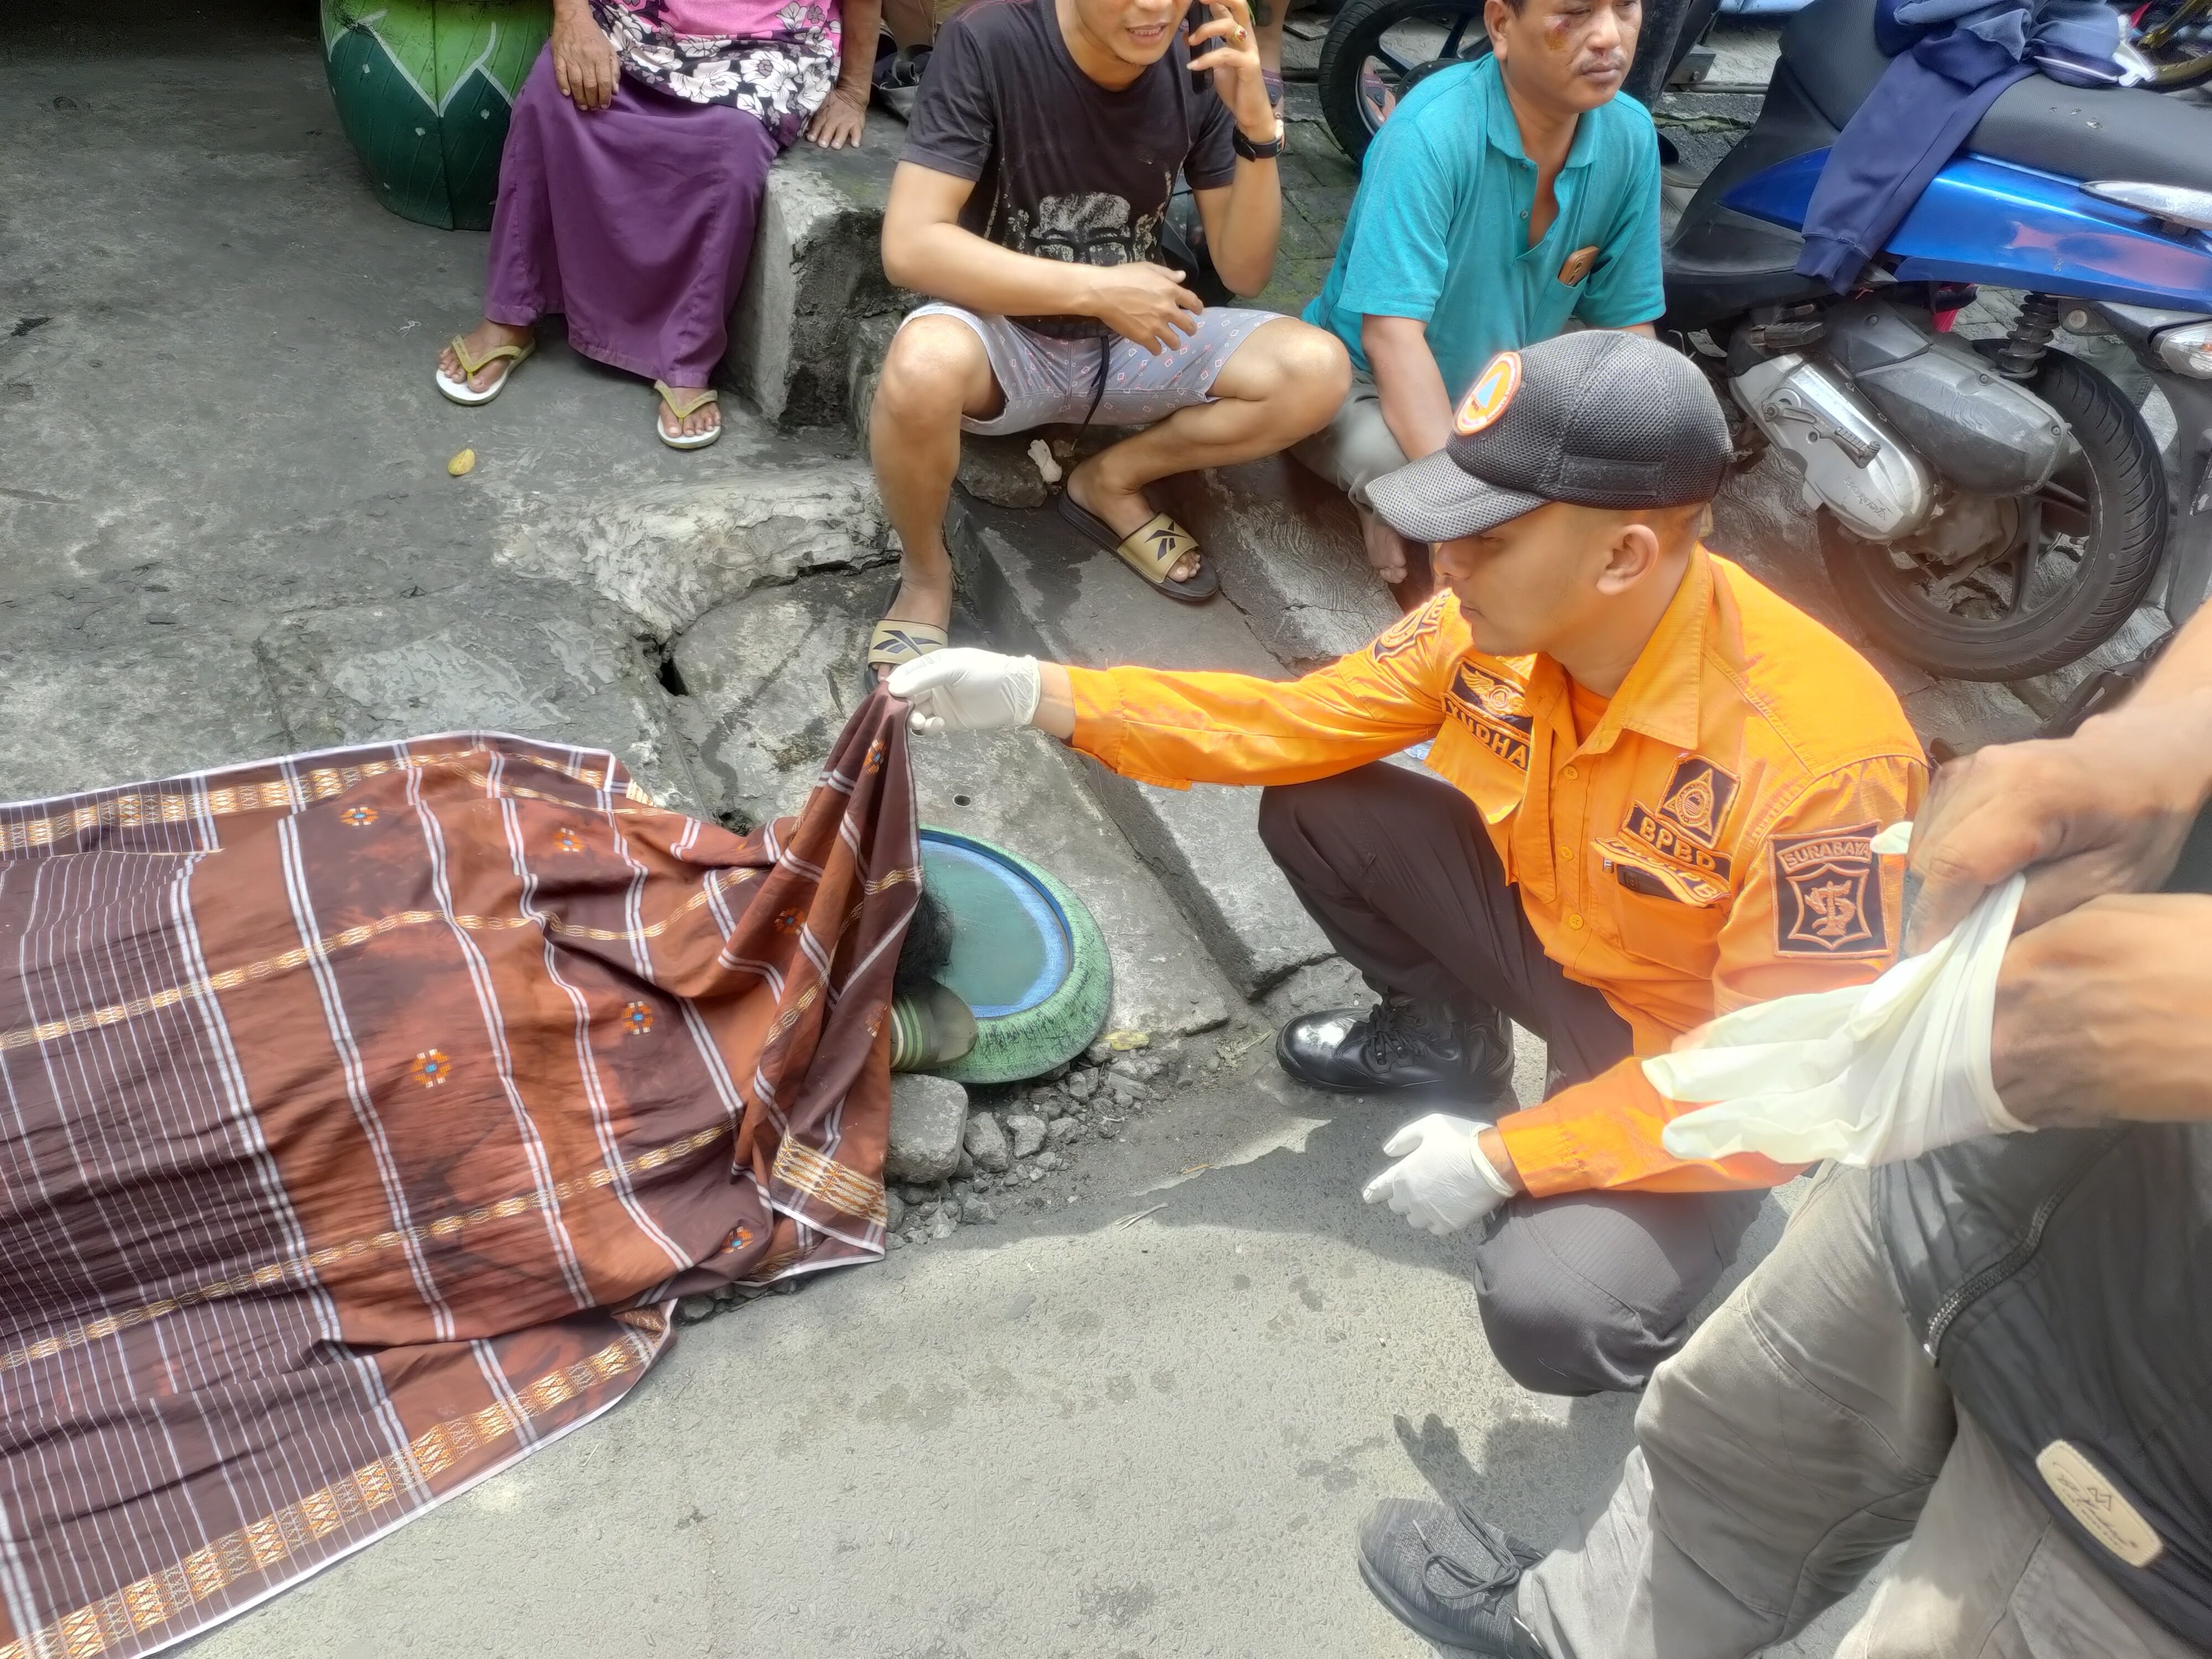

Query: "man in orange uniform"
<box><xmin>891</xmin><ymin>331</ymin><xmax>1926</xmax><ymax>1396</ymax></box>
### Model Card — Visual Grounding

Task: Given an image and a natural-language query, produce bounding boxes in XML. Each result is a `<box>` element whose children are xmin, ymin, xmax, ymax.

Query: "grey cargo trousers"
<box><xmin>1518</xmin><ymin>1163</ymin><xmax>2204</xmax><ymax>1658</ymax></box>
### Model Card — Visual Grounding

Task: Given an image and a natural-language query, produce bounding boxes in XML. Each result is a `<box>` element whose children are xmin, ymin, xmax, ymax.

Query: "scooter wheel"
<box><xmin>1317</xmin><ymin>0</ymin><xmax>1489</xmax><ymax>164</ymax></box>
<box><xmin>1816</xmin><ymin>346</ymin><xmax>2167</xmax><ymax>683</ymax></box>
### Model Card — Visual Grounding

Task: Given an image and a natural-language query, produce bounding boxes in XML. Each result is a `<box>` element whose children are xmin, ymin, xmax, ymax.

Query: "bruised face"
<box><xmin>1486</xmin><ymin>0</ymin><xmax>1640</xmax><ymax>113</ymax></box>
<box><xmin>1067</xmin><ymin>0</ymin><xmax>1187</xmax><ymax>67</ymax></box>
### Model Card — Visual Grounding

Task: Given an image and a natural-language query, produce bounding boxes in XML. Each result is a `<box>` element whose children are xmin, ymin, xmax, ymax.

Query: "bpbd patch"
<box><xmin>1445</xmin><ymin>661</ymin><xmax>1533</xmax><ymax>770</ymax></box>
<box><xmin>1656</xmin><ymin>757</ymin><xmax>1739</xmax><ymax>848</ymax></box>
<box><xmin>1622</xmin><ymin>805</ymin><xmax>1734</xmax><ymax>888</ymax></box>
<box><xmin>1771</xmin><ymin>821</ymin><xmax>1887</xmax><ymax>956</ymax></box>
<box><xmin>1601</xmin><ymin>842</ymin><xmax>1729</xmax><ymax>906</ymax></box>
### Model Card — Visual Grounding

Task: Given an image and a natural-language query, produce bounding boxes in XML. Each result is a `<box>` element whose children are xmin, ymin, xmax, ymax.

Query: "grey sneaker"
<box><xmin>1356</xmin><ymin>1496</ymin><xmax>1550</xmax><ymax>1657</ymax></box>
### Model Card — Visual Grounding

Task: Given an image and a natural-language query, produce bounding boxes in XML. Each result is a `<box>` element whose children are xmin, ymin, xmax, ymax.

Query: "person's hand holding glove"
<box><xmin>887</xmin><ymin>649</ymin><xmax>1041</xmax><ymax>736</ymax></box>
<box><xmin>1652</xmin><ymin>825</ymin><xmax>2033</xmax><ymax>1167</ymax></box>
<box><xmin>1361</xmin><ymin>1113</ymin><xmax>1516</xmax><ymax>1236</ymax></box>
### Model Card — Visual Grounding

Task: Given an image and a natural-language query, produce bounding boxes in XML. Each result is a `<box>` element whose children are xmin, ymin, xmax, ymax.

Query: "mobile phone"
<box><xmin>1186</xmin><ymin>0</ymin><xmax>1218</xmax><ymax>92</ymax></box>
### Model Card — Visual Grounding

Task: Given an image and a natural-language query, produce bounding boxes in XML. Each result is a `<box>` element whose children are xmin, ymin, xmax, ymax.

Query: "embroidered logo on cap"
<box><xmin>1454</xmin><ymin>351</ymin><xmax>1523</xmax><ymax>436</ymax></box>
<box><xmin>1771</xmin><ymin>822</ymin><xmax>1887</xmax><ymax>956</ymax></box>
<box><xmin>1558</xmin><ymin>245</ymin><xmax>1600</xmax><ymax>286</ymax></box>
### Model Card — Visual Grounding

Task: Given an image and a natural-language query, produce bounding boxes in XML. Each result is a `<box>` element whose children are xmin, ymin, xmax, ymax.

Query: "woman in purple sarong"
<box><xmin>434</xmin><ymin>0</ymin><xmax>877</xmax><ymax>449</ymax></box>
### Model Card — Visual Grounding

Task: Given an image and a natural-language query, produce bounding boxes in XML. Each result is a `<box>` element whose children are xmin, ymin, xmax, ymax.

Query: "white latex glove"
<box><xmin>1652</xmin><ymin>823</ymin><xmax>2033</xmax><ymax>1168</ymax></box>
<box><xmin>1361</xmin><ymin>1113</ymin><xmax>1516</xmax><ymax>1237</ymax></box>
<box><xmin>886</xmin><ymin>648</ymin><xmax>1042</xmax><ymax>735</ymax></box>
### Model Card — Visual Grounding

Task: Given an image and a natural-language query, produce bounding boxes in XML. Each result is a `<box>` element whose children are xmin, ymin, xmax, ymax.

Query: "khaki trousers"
<box><xmin>1518</xmin><ymin>1165</ymin><xmax>2205</xmax><ymax>1658</ymax></box>
<box><xmin>1288</xmin><ymin>372</ymin><xmax>1407</xmax><ymax>509</ymax></box>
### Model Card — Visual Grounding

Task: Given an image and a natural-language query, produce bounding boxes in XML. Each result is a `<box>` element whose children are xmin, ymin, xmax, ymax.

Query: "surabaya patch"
<box><xmin>1445</xmin><ymin>660</ymin><xmax>1533</xmax><ymax>770</ymax></box>
<box><xmin>1454</xmin><ymin>351</ymin><xmax>1522</xmax><ymax>436</ymax></box>
<box><xmin>1771</xmin><ymin>821</ymin><xmax>1887</xmax><ymax>956</ymax></box>
<box><xmin>1656</xmin><ymin>757</ymin><xmax>1740</xmax><ymax>848</ymax></box>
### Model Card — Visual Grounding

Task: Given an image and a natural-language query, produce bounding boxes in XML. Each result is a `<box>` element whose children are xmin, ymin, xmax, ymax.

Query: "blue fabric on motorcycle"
<box><xmin>1796</xmin><ymin>0</ymin><xmax>2124</xmax><ymax>291</ymax></box>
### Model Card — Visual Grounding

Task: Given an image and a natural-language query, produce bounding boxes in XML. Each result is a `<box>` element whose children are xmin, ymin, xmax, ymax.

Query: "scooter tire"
<box><xmin>1317</xmin><ymin>0</ymin><xmax>1489</xmax><ymax>164</ymax></box>
<box><xmin>1817</xmin><ymin>346</ymin><xmax>2167</xmax><ymax>683</ymax></box>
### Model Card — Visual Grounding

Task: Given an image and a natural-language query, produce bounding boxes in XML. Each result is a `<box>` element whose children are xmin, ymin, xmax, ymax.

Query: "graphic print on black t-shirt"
<box><xmin>1014</xmin><ymin>192</ymin><xmax>1162</xmax><ymax>270</ymax></box>
<box><xmin>901</xmin><ymin>0</ymin><xmax>1237</xmax><ymax>337</ymax></box>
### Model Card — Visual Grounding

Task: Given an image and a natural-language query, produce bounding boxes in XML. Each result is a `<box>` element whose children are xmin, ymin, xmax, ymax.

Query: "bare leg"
<box><xmin>883</xmin><ymin>0</ymin><xmax>933</xmax><ymax>50</ymax></box>
<box><xmin>1358</xmin><ymin>503</ymin><xmax>1412</xmax><ymax>586</ymax></box>
<box><xmin>438</xmin><ymin>319</ymin><xmax>534</xmax><ymax>395</ymax></box>
<box><xmin>1255</xmin><ymin>0</ymin><xmax>1286</xmax><ymax>93</ymax></box>
<box><xmin>1064</xmin><ymin>318</ymin><xmax>1350</xmax><ymax>582</ymax></box>
<box><xmin>867</xmin><ymin>316</ymin><xmax>1005</xmax><ymax>672</ymax></box>
<box><xmin>1354</xmin><ymin>506</ymin><xmax>1436</xmax><ymax>607</ymax></box>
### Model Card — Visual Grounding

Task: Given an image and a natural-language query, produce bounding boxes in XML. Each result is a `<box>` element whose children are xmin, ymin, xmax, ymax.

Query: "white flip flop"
<box><xmin>434</xmin><ymin>333</ymin><xmax>535</xmax><ymax>406</ymax></box>
<box><xmin>654</xmin><ymin>380</ymin><xmax>722</xmax><ymax>450</ymax></box>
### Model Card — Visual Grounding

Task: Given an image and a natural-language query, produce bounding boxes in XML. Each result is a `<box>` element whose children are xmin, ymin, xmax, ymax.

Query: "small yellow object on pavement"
<box><xmin>447</xmin><ymin>447</ymin><xmax>476</xmax><ymax>477</ymax></box>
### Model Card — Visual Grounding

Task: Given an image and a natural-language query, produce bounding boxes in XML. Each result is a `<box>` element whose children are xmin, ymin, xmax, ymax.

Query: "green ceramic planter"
<box><xmin>321</xmin><ymin>0</ymin><xmax>551</xmax><ymax>229</ymax></box>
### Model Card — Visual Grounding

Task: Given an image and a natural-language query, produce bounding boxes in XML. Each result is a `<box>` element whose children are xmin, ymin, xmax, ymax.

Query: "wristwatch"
<box><xmin>1233</xmin><ymin>121</ymin><xmax>1286</xmax><ymax>161</ymax></box>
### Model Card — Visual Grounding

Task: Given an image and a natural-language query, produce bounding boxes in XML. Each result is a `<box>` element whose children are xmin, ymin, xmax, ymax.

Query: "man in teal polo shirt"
<box><xmin>1294</xmin><ymin>0</ymin><xmax>1663</xmax><ymax>595</ymax></box>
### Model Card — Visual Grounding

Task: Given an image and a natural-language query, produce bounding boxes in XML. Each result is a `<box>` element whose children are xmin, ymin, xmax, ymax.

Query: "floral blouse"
<box><xmin>590</xmin><ymin>0</ymin><xmax>843</xmax><ymax>145</ymax></box>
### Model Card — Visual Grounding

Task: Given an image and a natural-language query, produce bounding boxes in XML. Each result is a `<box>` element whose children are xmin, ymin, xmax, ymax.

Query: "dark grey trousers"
<box><xmin>1258</xmin><ymin>764</ymin><xmax>1762</xmax><ymax>1396</ymax></box>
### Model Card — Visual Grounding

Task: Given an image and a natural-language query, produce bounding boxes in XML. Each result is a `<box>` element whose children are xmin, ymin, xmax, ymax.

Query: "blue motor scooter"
<box><xmin>1666</xmin><ymin>0</ymin><xmax>2212</xmax><ymax>678</ymax></box>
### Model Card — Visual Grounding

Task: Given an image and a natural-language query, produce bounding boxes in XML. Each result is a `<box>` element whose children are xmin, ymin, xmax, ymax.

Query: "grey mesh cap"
<box><xmin>1365</xmin><ymin>331</ymin><xmax>1732</xmax><ymax>543</ymax></box>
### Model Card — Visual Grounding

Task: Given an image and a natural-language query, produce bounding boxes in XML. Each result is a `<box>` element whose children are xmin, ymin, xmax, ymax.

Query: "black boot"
<box><xmin>1275</xmin><ymin>993</ymin><xmax>1514</xmax><ymax>1098</ymax></box>
<box><xmin>1357</xmin><ymin>1496</ymin><xmax>1552</xmax><ymax>1656</ymax></box>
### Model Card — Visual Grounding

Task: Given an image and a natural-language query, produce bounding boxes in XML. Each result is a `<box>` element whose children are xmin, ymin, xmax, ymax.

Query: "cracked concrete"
<box><xmin>493</xmin><ymin>469</ymin><xmax>890</xmax><ymax>639</ymax></box>
<box><xmin>0</xmin><ymin>0</ymin><xmax>875</xmax><ymax>817</ymax></box>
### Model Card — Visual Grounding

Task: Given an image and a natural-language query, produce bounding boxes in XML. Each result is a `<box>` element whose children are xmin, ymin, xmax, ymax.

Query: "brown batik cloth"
<box><xmin>0</xmin><ymin>694</ymin><xmax>917</xmax><ymax>1657</ymax></box>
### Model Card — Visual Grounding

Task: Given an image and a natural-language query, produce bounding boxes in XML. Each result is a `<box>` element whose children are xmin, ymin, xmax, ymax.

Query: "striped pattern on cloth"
<box><xmin>0</xmin><ymin>694</ymin><xmax>918</xmax><ymax>1657</ymax></box>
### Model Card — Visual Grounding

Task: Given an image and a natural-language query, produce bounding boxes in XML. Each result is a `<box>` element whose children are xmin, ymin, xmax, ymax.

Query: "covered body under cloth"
<box><xmin>0</xmin><ymin>701</ymin><xmax>915</xmax><ymax>1657</ymax></box>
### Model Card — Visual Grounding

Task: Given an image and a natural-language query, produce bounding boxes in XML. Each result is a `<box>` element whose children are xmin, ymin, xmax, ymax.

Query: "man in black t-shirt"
<box><xmin>862</xmin><ymin>0</ymin><xmax>1351</xmax><ymax>677</ymax></box>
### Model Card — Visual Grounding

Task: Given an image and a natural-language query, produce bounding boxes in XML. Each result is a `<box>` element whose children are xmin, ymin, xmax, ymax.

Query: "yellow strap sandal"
<box><xmin>434</xmin><ymin>333</ymin><xmax>536</xmax><ymax>406</ymax></box>
<box><xmin>1055</xmin><ymin>493</ymin><xmax>1220</xmax><ymax>603</ymax></box>
<box><xmin>653</xmin><ymin>380</ymin><xmax>722</xmax><ymax>451</ymax></box>
<box><xmin>866</xmin><ymin>616</ymin><xmax>948</xmax><ymax>688</ymax></box>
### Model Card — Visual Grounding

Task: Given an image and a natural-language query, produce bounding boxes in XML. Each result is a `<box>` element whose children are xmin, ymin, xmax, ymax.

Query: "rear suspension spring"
<box><xmin>1996</xmin><ymin>292</ymin><xmax>2067</xmax><ymax>381</ymax></box>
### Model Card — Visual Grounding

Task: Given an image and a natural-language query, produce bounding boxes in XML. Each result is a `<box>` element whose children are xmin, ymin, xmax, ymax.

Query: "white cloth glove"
<box><xmin>1652</xmin><ymin>823</ymin><xmax>2032</xmax><ymax>1168</ymax></box>
<box><xmin>1362</xmin><ymin>1113</ymin><xmax>1516</xmax><ymax>1237</ymax></box>
<box><xmin>886</xmin><ymin>648</ymin><xmax>1042</xmax><ymax>735</ymax></box>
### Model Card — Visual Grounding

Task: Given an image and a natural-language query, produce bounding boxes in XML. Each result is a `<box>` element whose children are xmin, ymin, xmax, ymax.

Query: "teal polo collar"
<box><xmin>1479</xmin><ymin>56</ymin><xmax>1601</xmax><ymax>171</ymax></box>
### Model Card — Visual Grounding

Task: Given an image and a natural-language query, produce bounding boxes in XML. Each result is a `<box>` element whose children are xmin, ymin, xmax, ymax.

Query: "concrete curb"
<box><xmin>727</xmin><ymin>124</ymin><xmax>914</xmax><ymax>430</ymax></box>
<box><xmin>947</xmin><ymin>493</ymin><xmax>1334</xmax><ymax>997</ymax></box>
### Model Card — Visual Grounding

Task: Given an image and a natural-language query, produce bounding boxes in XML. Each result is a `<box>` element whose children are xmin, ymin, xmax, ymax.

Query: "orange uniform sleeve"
<box><xmin>1498</xmin><ymin>753</ymin><xmax>1927</xmax><ymax>1196</ymax></box>
<box><xmin>1066</xmin><ymin>598</ymin><xmax>1456</xmax><ymax>789</ymax></box>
